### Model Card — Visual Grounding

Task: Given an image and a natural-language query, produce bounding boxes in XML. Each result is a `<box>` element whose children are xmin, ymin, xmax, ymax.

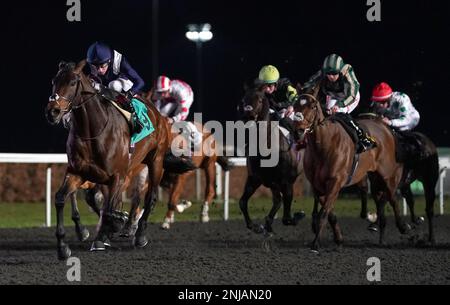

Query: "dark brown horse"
<box><xmin>359</xmin><ymin>131</ymin><xmax>439</xmax><ymax>245</ymax></box>
<box><xmin>293</xmin><ymin>87</ymin><xmax>411</xmax><ymax>253</ymax></box>
<box><xmin>237</xmin><ymin>88</ymin><xmax>305</xmax><ymax>234</ymax></box>
<box><xmin>46</xmin><ymin>61</ymin><xmax>172</xmax><ymax>260</ymax></box>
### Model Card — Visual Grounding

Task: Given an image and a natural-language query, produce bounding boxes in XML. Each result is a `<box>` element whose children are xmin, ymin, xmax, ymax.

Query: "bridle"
<box><xmin>297</xmin><ymin>93</ymin><xmax>326</xmax><ymax>134</ymax></box>
<box><xmin>48</xmin><ymin>73</ymin><xmax>98</xmax><ymax>113</ymax></box>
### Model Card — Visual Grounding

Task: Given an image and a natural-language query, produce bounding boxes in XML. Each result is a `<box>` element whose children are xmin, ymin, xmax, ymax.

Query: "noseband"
<box><xmin>297</xmin><ymin>93</ymin><xmax>325</xmax><ymax>133</ymax></box>
<box><xmin>49</xmin><ymin>74</ymin><xmax>97</xmax><ymax>113</ymax></box>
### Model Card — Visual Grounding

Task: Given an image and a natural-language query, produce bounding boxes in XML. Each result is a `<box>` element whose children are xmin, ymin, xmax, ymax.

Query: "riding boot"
<box><xmin>124</xmin><ymin>102</ymin><xmax>143</xmax><ymax>134</ymax></box>
<box><xmin>351</xmin><ymin>120</ymin><xmax>376</xmax><ymax>154</ymax></box>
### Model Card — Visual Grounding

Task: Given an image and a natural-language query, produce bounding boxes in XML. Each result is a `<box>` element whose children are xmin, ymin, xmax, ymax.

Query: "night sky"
<box><xmin>1</xmin><ymin>0</ymin><xmax>449</xmax><ymax>153</ymax></box>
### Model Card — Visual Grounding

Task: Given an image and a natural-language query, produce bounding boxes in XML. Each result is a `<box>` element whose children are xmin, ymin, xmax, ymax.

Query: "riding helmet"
<box><xmin>87</xmin><ymin>42</ymin><xmax>112</xmax><ymax>65</ymax></box>
<box><xmin>258</xmin><ymin>65</ymin><xmax>280</xmax><ymax>84</ymax></box>
<box><xmin>322</xmin><ymin>54</ymin><xmax>345</xmax><ymax>75</ymax></box>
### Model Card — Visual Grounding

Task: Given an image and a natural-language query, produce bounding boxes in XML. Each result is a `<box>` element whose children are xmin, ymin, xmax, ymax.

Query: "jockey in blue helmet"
<box><xmin>86</xmin><ymin>42</ymin><xmax>145</xmax><ymax>131</ymax></box>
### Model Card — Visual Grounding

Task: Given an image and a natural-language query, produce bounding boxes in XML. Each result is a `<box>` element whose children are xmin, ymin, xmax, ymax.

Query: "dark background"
<box><xmin>1</xmin><ymin>0</ymin><xmax>449</xmax><ymax>153</ymax></box>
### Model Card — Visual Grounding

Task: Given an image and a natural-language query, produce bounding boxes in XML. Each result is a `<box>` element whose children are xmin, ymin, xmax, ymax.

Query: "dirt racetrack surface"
<box><xmin>1</xmin><ymin>216</ymin><xmax>449</xmax><ymax>285</ymax></box>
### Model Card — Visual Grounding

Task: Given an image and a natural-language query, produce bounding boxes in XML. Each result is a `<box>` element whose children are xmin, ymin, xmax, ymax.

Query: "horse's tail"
<box><xmin>216</xmin><ymin>156</ymin><xmax>232</xmax><ymax>171</ymax></box>
<box><xmin>163</xmin><ymin>153</ymin><xmax>197</xmax><ymax>174</ymax></box>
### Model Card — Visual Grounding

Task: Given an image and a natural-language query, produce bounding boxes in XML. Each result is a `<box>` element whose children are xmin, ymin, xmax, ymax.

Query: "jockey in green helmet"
<box><xmin>303</xmin><ymin>54</ymin><xmax>376</xmax><ymax>153</ymax></box>
<box><xmin>256</xmin><ymin>65</ymin><xmax>300</xmax><ymax>142</ymax></box>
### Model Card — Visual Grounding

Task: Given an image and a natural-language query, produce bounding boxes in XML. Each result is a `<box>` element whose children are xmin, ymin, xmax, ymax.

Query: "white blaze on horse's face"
<box><xmin>244</xmin><ymin>105</ymin><xmax>254</xmax><ymax>112</ymax></box>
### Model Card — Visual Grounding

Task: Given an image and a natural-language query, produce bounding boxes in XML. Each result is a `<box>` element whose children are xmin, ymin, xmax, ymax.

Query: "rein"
<box><xmin>298</xmin><ymin>93</ymin><xmax>327</xmax><ymax>133</ymax></box>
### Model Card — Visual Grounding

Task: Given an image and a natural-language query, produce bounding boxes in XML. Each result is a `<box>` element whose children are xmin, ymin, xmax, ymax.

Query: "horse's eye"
<box><xmin>70</xmin><ymin>80</ymin><xmax>78</xmax><ymax>86</ymax></box>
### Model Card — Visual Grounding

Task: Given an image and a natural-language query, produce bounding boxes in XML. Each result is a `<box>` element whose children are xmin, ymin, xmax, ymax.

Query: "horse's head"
<box><xmin>46</xmin><ymin>60</ymin><xmax>87</xmax><ymax>125</ymax></box>
<box><xmin>293</xmin><ymin>85</ymin><xmax>324</xmax><ymax>133</ymax></box>
<box><xmin>238</xmin><ymin>88</ymin><xmax>269</xmax><ymax>122</ymax></box>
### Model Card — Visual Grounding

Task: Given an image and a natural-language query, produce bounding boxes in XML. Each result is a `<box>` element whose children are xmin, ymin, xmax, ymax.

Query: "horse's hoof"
<box><xmin>367</xmin><ymin>213</ymin><xmax>378</xmax><ymax>223</ymax></box>
<box><xmin>414</xmin><ymin>217</ymin><xmax>425</xmax><ymax>225</ymax></box>
<box><xmin>200</xmin><ymin>215</ymin><xmax>210</xmax><ymax>223</ymax></box>
<box><xmin>294</xmin><ymin>211</ymin><xmax>306</xmax><ymax>223</ymax></box>
<box><xmin>76</xmin><ymin>228</ymin><xmax>90</xmax><ymax>242</ymax></box>
<box><xmin>310</xmin><ymin>249</ymin><xmax>320</xmax><ymax>255</ymax></box>
<box><xmin>90</xmin><ymin>240</ymin><xmax>106</xmax><ymax>252</ymax></box>
<box><xmin>57</xmin><ymin>245</ymin><xmax>72</xmax><ymax>261</ymax></box>
<box><xmin>161</xmin><ymin>221</ymin><xmax>171</xmax><ymax>230</ymax></box>
<box><xmin>367</xmin><ymin>223</ymin><xmax>379</xmax><ymax>232</ymax></box>
<box><xmin>133</xmin><ymin>235</ymin><xmax>149</xmax><ymax>248</ymax></box>
<box><xmin>252</xmin><ymin>224</ymin><xmax>265</xmax><ymax>234</ymax></box>
<box><xmin>400</xmin><ymin>223</ymin><xmax>412</xmax><ymax>235</ymax></box>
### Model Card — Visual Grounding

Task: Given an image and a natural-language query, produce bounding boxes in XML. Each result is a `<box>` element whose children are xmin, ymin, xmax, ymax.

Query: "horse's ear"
<box><xmin>74</xmin><ymin>60</ymin><xmax>87</xmax><ymax>74</ymax></box>
<box><xmin>58</xmin><ymin>61</ymin><xmax>67</xmax><ymax>70</ymax></box>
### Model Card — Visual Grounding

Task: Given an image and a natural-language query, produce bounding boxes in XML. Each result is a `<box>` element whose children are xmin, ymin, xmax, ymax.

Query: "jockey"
<box><xmin>303</xmin><ymin>54</ymin><xmax>376</xmax><ymax>153</ymax></box>
<box><xmin>256</xmin><ymin>65</ymin><xmax>300</xmax><ymax>141</ymax></box>
<box><xmin>371</xmin><ymin>82</ymin><xmax>420</xmax><ymax>131</ymax></box>
<box><xmin>152</xmin><ymin>76</ymin><xmax>201</xmax><ymax>151</ymax></box>
<box><xmin>86</xmin><ymin>41</ymin><xmax>145</xmax><ymax>132</ymax></box>
<box><xmin>153</xmin><ymin>76</ymin><xmax>194</xmax><ymax>124</ymax></box>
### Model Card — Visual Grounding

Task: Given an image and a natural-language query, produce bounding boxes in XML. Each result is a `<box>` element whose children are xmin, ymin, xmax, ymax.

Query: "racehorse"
<box><xmin>358</xmin><ymin>130</ymin><xmax>439</xmax><ymax>245</ymax></box>
<box><xmin>237</xmin><ymin>88</ymin><xmax>305</xmax><ymax>234</ymax></box>
<box><xmin>123</xmin><ymin>124</ymin><xmax>231</xmax><ymax>232</ymax></box>
<box><xmin>293</xmin><ymin>86</ymin><xmax>411</xmax><ymax>253</ymax></box>
<box><xmin>45</xmin><ymin>60</ymin><xmax>180</xmax><ymax>259</ymax></box>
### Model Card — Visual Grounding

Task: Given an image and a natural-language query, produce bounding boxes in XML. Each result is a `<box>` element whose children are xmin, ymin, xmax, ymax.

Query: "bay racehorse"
<box><xmin>237</xmin><ymin>88</ymin><xmax>305</xmax><ymax>234</ymax></box>
<box><xmin>45</xmin><ymin>60</ymin><xmax>180</xmax><ymax>259</ymax></box>
<box><xmin>293</xmin><ymin>86</ymin><xmax>411</xmax><ymax>253</ymax></box>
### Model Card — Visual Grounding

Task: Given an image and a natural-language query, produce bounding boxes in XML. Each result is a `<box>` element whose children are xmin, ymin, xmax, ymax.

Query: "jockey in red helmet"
<box><xmin>371</xmin><ymin>82</ymin><xmax>420</xmax><ymax>131</ymax></box>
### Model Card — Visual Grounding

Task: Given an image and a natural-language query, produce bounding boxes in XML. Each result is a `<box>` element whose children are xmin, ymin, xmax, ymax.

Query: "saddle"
<box><xmin>329</xmin><ymin>113</ymin><xmax>360</xmax><ymax>144</ymax></box>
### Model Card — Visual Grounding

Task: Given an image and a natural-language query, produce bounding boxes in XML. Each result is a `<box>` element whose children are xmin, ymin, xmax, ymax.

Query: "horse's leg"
<box><xmin>162</xmin><ymin>175</ymin><xmax>185</xmax><ymax>230</ymax></box>
<box><xmin>375</xmin><ymin>197</ymin><xmax>387</xmax><ymax>246</ymax></box>
<box><xmin>423</xmin><ymin>178</ymin><xmax>437</xmax><ymax>245</ymax></box>
<box><xmin>201</xmin><ymin>160</ymin><xmax>216</xmax><ymax>223</ymax></box>
<box><xmin>328</xmin><ymin>210</ymin><xmax>343</xmax><ymax>247</ymax></box>
<box><xmin>121</xmin><ymin>171</ymin><xmax>147</xmax><ymax>237</ymax></box>
<box><xmin>385</xmin><ymin>177</ymin><xmax>411</xmax><ymax>235</ymax></box>
<box><xmin>238</xmin><ymin>175</ymin><xmax>262</xmax><ymax>232</ymax></box>
<box><xmin>281</xmin><ymin>183</ymin><xmax>294</xmax><ymax>225</ymax></box>
<box><xmin>400</xmin><ymin>184</ymin><xmax>420</xmax><ymax>224</ymax></box>
<box><xmin>70</xmin><ymin>192</ymin><xmax>90</xmax><ymax>242</ymax></box>
<box><xmin>311</xmin><ymin>193</ymin><xmax>320</xmax><ymax>234</ymax></box>
<box><xmin>264</xmin><ymin>187</ymin><xmax>282</xmax><ymax>234</ymax></box>
<box><xmin>311</xmin><ymin>180</ymin><xmax>341</xmax><ymax>253</ymax></box>
<box><xmin>358</xmin><ymin>178</ymin><xmax>369</xmax><ymax>220</ymax></box>
<box><xmin>84</xmin><ymin>186</ymin><xmax>102</xmax><ymax>217</ymax></box>
<box><xmin>134</xmin><ymin>159</ymin><xmax>164</xmax><ymax>248</ymax></box>
<box><xmin>92</xmin><ymin>174</ymin><xmax>127</xmax><ymax>251</ymax></box>
<box><xmin>55</xmin><ymin>173</ymin><xmax>84</xmax><ymax>260</ymax></box>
